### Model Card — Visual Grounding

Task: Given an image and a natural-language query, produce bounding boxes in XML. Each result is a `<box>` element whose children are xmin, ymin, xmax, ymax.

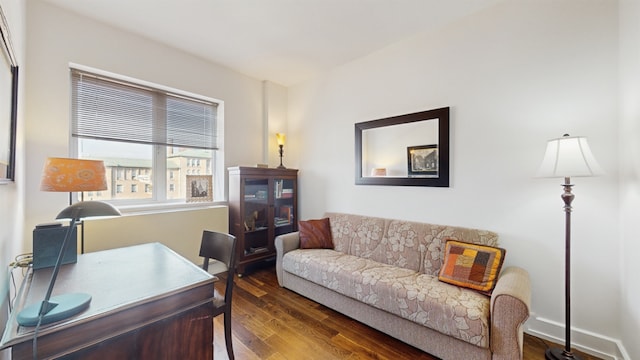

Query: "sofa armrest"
<box><xmin>275</xmin><ymin>231</ymin><xmax>300</xmax><ymax>287</ymax></box>
<box><xmin>490</xmin><ymin>266</ymin><xmax>531</xmax><ymax>360</ymax></box>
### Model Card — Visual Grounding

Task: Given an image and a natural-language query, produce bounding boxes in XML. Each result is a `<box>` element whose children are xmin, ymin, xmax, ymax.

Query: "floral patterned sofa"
<box><xmin>275</xmin><ymin>212</ymin><xmax>531</xmax><ymax>360</ymax></box>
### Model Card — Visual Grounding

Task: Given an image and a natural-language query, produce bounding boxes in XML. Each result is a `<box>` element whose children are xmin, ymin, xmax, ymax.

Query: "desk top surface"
<box><xmin>1</xmin><ymin>242</ymin><xmax>215</xmax><ymax>349</ymax></box>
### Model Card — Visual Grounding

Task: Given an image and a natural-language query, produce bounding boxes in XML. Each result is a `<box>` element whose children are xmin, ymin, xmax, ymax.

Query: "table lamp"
<box><xmin>537</xmin><ymin>134</ymin><xmax>603</xmax><ymax>360</ymax></box>
<box><xmin>276</xmin><ymin>133</ymin><xmax>286</xmax><ymax>169</ymax></box>
<box><xmin>370</xmin><ymin>168</ymin><xmax>387</xmax><ymax>176</ymax></box>
<box><xmin>17</xmin><ymin>158</ymin><xmax>121</xmax><ymax>326</ymax></box>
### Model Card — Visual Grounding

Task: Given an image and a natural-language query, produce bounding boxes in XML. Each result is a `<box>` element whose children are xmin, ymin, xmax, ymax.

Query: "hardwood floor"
<box><xmin>213</xmin><ymin>264</ymin><xmax>602</xmax><ymax>360</ymax></box>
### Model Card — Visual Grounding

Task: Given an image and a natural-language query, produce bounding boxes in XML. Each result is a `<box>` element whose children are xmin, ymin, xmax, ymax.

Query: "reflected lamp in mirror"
<box><xmin>276</xmin><ymin>133</ymin><xmax>286</xmax><ymax>169</ymax></box>
<box><xmin>370</xmin><ymin>168</ymin><xmax>387</xmax><ymax>176</ymax></box>
<box><xmin>16</xmin><ymin>158</ymin><xmax>121</xmax><ymax>327</ymax></box>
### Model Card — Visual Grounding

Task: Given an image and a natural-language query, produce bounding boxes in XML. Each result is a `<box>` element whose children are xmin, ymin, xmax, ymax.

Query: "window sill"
<box><xmin>116</xmin><ymin>201</ymin><xmax>228</xmax><ymax>216</ymax></box>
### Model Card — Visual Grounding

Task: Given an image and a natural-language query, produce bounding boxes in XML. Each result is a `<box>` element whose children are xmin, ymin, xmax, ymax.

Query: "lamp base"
<box><xmin>17</xmin><ymin>293</ymin><xmax>91</xmax><ymax>327</ymax></box>
<box><xmin>545</xmin><ymin>347</ymin><xmax>584</xmax><ymax>360</ymax></box>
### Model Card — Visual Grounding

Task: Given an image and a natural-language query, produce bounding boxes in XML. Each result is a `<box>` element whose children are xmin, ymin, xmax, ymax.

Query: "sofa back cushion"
<box><xmin>324</xmin><ymin>212</ymin><xmax>359</xmax><ymax>254</ymax></box>
<box><xmin>420</xmin><ymin>224</ymin><xmax>499</xmax><ymax>276</ymax></box>
<box><xmin>325</xmin><ymin>212</ymin><xmax>499</xmax><ymax>276</ymax></box>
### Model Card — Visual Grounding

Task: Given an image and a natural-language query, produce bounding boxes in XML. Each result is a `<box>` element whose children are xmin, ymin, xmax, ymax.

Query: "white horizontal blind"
<box><xmin>71</xmin><ymin>69</ymin><xmax>218</xmax><ymax>150</ymax></box>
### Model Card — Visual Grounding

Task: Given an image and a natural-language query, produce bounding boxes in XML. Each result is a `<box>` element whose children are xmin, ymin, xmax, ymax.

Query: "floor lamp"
<box><xmin>537</xmin><ymin>134</ymin><xmax>603</xmax><ymax>360</ymax></box>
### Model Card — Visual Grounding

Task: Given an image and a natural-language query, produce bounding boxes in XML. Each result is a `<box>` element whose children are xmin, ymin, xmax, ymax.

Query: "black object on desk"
<box><xmin>32</xmin><ymin>223</ymin><xmax>77</xmax><ymax>270</ymax></box>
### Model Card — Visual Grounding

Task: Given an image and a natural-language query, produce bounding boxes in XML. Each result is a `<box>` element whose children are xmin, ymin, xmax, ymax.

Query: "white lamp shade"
<box><xmin>537</xmin><ymin>135</ymin><xmax>604</xmax><ymax>178</ymax></box>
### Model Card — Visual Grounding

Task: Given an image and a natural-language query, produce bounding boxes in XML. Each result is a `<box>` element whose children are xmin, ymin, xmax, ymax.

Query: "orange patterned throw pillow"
<box><xmin>438</xmin><ymin>239</ymin><xmax>506</xmax><ymax>295</ymax></box>
<box><xmin>298</xmin><ymin>218</ymin><xmax>334</xmax><ymax>249</ymax></box>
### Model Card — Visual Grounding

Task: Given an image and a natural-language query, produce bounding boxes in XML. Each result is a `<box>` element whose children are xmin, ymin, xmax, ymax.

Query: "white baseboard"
<box><xmin>525</xmin><ymin>315</ymin><xmax>630</xmax><ymax>360</ymax></box>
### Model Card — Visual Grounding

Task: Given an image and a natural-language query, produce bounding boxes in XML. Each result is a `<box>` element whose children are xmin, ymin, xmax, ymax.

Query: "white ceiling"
<box><xmin>42</xmin><ymin>0</ymin><xmax>501</xmax><ymax>86</ymax></box>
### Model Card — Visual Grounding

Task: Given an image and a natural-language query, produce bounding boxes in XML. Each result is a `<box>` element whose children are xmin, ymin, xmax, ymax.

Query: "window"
<box><xmin>70</xmin><ymin>66</ymin><xmax>223</xmax><ymax>206</ymax></box>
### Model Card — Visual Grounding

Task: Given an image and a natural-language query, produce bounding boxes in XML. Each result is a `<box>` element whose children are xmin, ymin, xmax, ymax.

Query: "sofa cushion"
<box><xmin>282</xmin><ymin>249</ymin><xmax>491</xmax><ymax>348</ymax></box>
<box><xmin>325</xmin><ymin>212</ymin><xmax>357</xmax><ymax>253</ymax></box>
<box><xmin>327</xmin><ymin>214</ymin><xmax>423</xmax><ymax>272</ymax></box>
<box><xmin>420</xmin><ymin>225</ymin><xmax>501</xmax><ymax>277</ymax></box>
<box><xmin>325</xmin><ymin>213</ymin><xmax>500</xmax><ymax>276</ymax></box>
<box><xmin>299</xmin><ymin>218</ymin><xmax>334</xmax><ymax>249</ymax></box>
<box><xmin>438</xmin><ymin>240</ymin><xmax>506</xmax><ymax>295</ymax></box>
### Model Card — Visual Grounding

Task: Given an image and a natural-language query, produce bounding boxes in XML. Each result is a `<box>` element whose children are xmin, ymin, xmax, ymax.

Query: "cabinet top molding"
<box><xmin>228</xmin><ymin>166</ymin><xmax>299</xmax><ymax>176</ymax></box>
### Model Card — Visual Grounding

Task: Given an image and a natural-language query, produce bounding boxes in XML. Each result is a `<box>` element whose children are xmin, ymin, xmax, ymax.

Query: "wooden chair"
<box><xmin>199</xmin><ymin>231</ymin><xmax>237</xmax><ymax>360</ymax></box>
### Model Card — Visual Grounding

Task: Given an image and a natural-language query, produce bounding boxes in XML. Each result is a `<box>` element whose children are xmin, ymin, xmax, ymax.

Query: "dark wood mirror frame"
<box><xmin>355</xmin><ymin>107</ymin><xmax>450</xmax><ymax>187</ymax></box>
<box><xmin>0</xmin><ymin>4</ymin><xmax>18</xmax><ymax>184</ymax></box>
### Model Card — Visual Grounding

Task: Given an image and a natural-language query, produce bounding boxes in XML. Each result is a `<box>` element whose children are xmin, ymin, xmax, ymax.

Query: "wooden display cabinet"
<box><xmin>228</xmin><ymin>166</ymin><xmax>298</xmax><ymax>276</ymax></box>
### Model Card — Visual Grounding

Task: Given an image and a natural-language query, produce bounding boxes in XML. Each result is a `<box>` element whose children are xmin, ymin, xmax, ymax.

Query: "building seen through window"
<box><xmin>80</xmin><ymin>147</ymin><xmax>213</xmax><ymax>202</ymax></box>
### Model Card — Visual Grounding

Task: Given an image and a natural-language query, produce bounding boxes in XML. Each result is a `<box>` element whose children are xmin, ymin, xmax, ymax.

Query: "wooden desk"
<box><xmin>1</xmin><ymin>243</ymin><xmax>215</xmax><ymax>359</ymax></box>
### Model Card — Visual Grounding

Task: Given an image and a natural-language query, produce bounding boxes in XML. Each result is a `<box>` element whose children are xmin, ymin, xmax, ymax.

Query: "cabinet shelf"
<box><xmin>244</xmin><ymin>197</ymin><xmax>268</xmax><ymax>202</ymax></box>
<box><xmin>244</xmin><ymin>227</ymin><xmax>268</xmax><ymax>234</ymax></box>
<box><xmin>244</xmin><ymin>246</ymin><xmax>270</xmax><ymax>256</ymax></box>
<box><xmin>229</xmin><ymin>166</ymin><xmax>298</xmax><ymax>276</ymax></box>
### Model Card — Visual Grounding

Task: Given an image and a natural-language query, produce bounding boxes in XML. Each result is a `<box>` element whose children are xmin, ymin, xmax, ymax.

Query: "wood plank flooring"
<box><xmin>213</xmin><ymin>264</ymin><xmax>602</xmax><ymax>360</ymax></box>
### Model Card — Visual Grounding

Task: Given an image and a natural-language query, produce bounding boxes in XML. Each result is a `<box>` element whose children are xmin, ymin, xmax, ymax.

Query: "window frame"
<box><xmin>69</xmin><ymin>64</ymin><xmax>226</xmax><ymax>210</ymax></box>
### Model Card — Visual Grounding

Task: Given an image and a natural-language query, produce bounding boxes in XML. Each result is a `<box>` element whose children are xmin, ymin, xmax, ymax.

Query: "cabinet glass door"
<box><xmin>273</xmin><ymin>178</ymin><xmax>295</xmax><ymax>237</ymax></box>
<box><xmin>243</xmin><ymin>178</ymin><xmax>269</xmax><ymax>256</ymax></box>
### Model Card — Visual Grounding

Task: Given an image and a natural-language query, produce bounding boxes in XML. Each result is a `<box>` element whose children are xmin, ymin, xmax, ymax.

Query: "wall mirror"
<box><xmin>355</xmin><ymin>107</ymin><xmax>449</xmax><ymax>187</ymax></box>
<box><xmin>0</xmin><ymin>4</ymin><xmax>18</xmax><ymax>184</ymax></box>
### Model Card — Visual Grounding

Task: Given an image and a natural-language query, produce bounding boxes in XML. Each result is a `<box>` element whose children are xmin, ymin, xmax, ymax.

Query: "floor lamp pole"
<box><xmin>546</xmin><ymin>177</ymin><xmax>582</xmax><ymax>360</ymax></box>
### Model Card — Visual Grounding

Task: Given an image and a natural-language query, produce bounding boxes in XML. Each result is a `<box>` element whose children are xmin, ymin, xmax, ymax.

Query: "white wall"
<box><xmin>264</xmin><ymin>81</ymin><xmax>289</xmax><ymax>167</ymax></box>
<box><xmin>0</xmin><ymin>0</ymin><xmax>25</xmax><ymax>358</ymax></box>
<box><xmin>23</xmin><ymin>0</ymin><xmax>268</xmax><ymax>251</ymax></box>
<box><xmin>619</xmin><ymin>1</ymin><xmax>640</xmax><ymax>359</ymax></box>
<box><xmin>289</xmin><ymin>1</ymin><xmax>623</xmax><ymax>358</ymax></box>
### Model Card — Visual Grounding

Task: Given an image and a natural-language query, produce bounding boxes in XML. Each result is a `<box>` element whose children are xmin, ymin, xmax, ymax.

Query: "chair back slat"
<box><xmin>198</xmin><ymin>230</ymin><xmax>237</xmax><ymax>359</ymax></box>
<box><xmin>199</xmin><ymin>230</ymin><xmax>237</xmax><ymax>304</ymax></box>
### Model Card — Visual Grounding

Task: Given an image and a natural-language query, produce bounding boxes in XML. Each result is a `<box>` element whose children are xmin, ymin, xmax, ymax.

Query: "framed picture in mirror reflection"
<box><xmin>407</xmin><ymin>144</ymin><xmax>438</xmax><ymax>178</ymax></box>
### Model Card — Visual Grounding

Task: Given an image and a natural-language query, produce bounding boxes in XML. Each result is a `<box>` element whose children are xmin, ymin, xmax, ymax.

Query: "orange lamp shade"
<box><xmin>40</xmin><ymin>158</ymin><xmax>108</xmax><ymax>192</ymax></box>
<box><xmin>276</xmin><ymin>133</ymin><xmax>286</xmax><ymax>146</ymax></box>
